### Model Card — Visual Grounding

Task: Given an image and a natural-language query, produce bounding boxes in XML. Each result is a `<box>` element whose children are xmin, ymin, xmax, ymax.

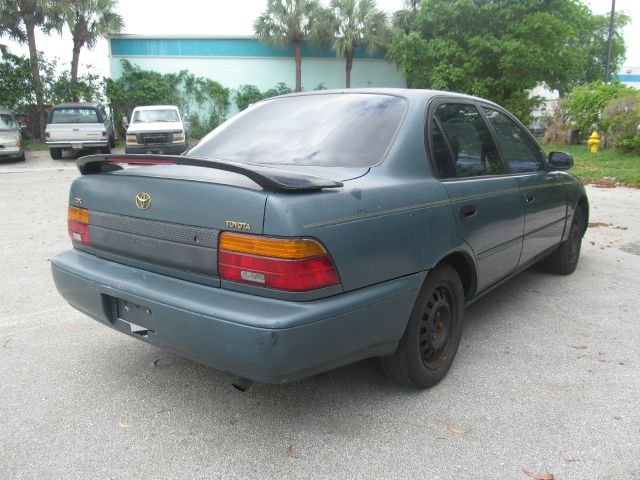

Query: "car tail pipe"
<box><xmin>232</xmin><ymin>377</ymin><xmax>254</xmax><ymax>392</ymax></box>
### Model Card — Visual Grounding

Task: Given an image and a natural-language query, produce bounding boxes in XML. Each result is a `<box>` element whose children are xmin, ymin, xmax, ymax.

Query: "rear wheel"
<box><xmin>17</xmin><ymin>152</ymin><xmax>25</xmax><ymax>162</ymax></box>
<box><xmin>380</xmin><ymin>264</ymin><xmax>465</xmax><ymax>388</ymax></box>
<box><xmin>50</xmin><ymin>148</ymin><xmax>62</xmax><ymax>160</ymax></box>
<box><xmin>543</xmin><ymin>205</ymin><xmax>585</xmax><ymax>275</ymax></box>
<box><xmin>100</xmin><ymin>146</ymin><xmax>111</xmax><ymax>154</ymax></box>
<box><xmin>109</xmin><ymin>134</ymin><xmax>116</xmax><ymax>148</ymax></box>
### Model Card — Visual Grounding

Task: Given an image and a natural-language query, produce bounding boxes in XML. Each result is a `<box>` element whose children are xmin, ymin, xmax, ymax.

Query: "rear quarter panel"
<box><xmin>263</xmin><ymin>97</ymin><xmax>467</xmax><ymax>292</ymax></box>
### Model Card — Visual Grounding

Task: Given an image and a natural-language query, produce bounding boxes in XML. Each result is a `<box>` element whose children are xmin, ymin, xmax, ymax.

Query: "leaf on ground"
<box><xmin>117</xmin><ymin>421</ymin><xmax>132</xmax><ymax>429</ymax></box>
<box><xmin>572</xmin><ymin>344</ymin><xmax>588</xmax><ymax>349</ymax></box>
<box><xmin>447</xmin><ymin>424</ymin><xmax>465</xmax><ymax>435</ymax></box>
<box><xmin>0</xmin><ymin>340</ymin><xmax>9</xmax><ymax>348</ymax></box>
<box><xmin>588</xmin><ymin>222</ymin><xmax>609</xmax><ymax>228</ymax></box>
<box><xmin>523</xmin><ymin>469</ymin><xmax>554</xmax><ymax>479</ymax></box>
<box><xmin>286</xmin><ymin>445</ymin><xmax>297</xmax><ymax>459</ymax></box>
<box><xmin>560</xmin><ymin>453</ymin><xmax>578</xmax><ymax>462</ymax></box>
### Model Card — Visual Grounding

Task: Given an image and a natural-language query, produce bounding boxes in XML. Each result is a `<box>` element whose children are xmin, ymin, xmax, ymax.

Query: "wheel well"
<box><xmin>438</xmin><ymin>252</ymin><xmax>476</xmax><ymax>300</ymax></box>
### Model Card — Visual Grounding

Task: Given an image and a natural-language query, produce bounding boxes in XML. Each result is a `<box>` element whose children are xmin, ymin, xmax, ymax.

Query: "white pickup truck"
<box><xmin>124</xmin><ymin>105</ymin><xmax>188</xmax><ymax>155</ymax></box>
<box><xmin>45</xmin><ymin>103</ymin><xmax>115</xmax><ymax>160</ymax></box>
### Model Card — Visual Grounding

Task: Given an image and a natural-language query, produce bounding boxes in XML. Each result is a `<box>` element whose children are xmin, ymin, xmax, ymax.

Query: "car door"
<box><xmin>481</xmin><ymin>107</ymin><xmax>567</xmax><ymax>266</ymax></box>
<box><xmin>429</xmin><ymin>101</ymin><xmax>525</xmax><ymax>293</ymax></box>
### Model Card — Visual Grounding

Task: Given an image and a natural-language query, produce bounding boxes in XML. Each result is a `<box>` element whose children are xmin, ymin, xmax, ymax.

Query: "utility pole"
<box><xmin>604</xmin><ymin>0</ymin><xmax>616</xmax><ymax>83</ymax></box>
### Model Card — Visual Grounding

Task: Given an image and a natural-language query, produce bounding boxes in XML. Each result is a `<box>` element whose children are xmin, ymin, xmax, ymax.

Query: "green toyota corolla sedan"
<box><xmin>51</xmin><ymin>89</ymin><xmax>588</xmax><ymax>390</ymax></box>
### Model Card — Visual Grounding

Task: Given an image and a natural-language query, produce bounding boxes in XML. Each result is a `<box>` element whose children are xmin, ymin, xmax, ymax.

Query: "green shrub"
<box><xmin>601</xmin><ymin>94</ymin><xmax>640</xmax><ymax>153</ymax></box>
<box><xmin>563</xmin><ymin>80</ymin><xmax>637</xmax><ymax>133</ymax></box>
<box><xmin>234</xmin><ymin>83</ymin><xmax>294</xmax><ymax>111</ymax></box>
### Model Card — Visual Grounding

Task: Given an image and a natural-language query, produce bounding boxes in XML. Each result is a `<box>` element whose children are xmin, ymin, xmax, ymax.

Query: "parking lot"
<box><xmin>1</xmin><ymin>150</ymin><xmax>639</xmax><ymax>479</ymax></box>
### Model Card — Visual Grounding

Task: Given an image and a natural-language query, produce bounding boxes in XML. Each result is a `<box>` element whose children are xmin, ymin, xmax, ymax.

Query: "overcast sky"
<box><xmin>2</xmin><ymin>0</ymin><xmax>639</xmax><ymax>78</ymax></box>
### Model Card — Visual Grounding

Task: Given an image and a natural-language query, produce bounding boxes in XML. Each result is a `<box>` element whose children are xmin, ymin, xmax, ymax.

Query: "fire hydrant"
<box><xmin>587</xmin><ymin>130</ymin><xmax>600</xmax><ymax>153</ymax></box>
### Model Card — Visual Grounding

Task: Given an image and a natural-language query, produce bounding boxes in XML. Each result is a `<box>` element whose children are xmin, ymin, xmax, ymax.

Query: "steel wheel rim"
<box><xmin>419</xmin><ymin>284</ymin><xmax>455</xmax><ymax>370</ymax></box>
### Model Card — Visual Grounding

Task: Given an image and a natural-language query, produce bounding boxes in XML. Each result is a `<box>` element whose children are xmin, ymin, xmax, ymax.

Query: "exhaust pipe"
<box><xmin>232</xmin><ymin>377</ymin><xmax>254</xmax><ymax>392</ymax></box>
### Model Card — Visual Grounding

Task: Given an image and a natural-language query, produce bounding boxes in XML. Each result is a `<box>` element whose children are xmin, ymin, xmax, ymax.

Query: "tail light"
<box><xmin>45</xmin><ymin>132</ymin><xmax>50</xmax><ymax>139</ymax></box>
<box><xmin>68</xmin><ymin>206</ymin><xmax>90</xmax><ymax>245</ymax></box>
<box><xmin>218</xmin><ymin>232</ymin><xmax>340</xmax><ymax>291</ymax></box>
<box><xmin>101</xmin><ymin>130</ymin><xmax>107</xmax><ymax>138</ymax></box>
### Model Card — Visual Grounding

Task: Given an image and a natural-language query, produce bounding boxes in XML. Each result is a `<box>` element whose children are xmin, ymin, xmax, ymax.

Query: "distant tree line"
<box><xmin>0</xmin><ymin>0</ymin><xmax>123</xmax><ymax>137</ymax></box>
<box><xmin>0</xmin><ymin>0</ymin><xmax>631</xmax><ymax>140</ymax></box>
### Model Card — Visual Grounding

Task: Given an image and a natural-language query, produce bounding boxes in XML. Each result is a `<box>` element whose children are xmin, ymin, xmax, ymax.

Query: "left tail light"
<box><xmin>68</xmin><ymin>206</ymin><xmax>90</xmax><ymax>245</ymax></box>
<box><xmin>218</xmin><ymin>232</ymin><xmax>340</xmax><ymax>291</ymax></box>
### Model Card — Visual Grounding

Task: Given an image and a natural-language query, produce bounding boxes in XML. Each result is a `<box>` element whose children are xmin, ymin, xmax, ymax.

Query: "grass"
<box><xmin>545</xmin><ymin>144</ymin><xmax>640</xmax><ymax>188</ymax></box>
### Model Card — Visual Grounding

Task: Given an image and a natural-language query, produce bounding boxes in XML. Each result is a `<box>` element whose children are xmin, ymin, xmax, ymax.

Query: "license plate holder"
<box><xmin>116</xmin><ymin>298</ymin><xmax>155</xmax><ymax>333</ymax></box>
<box><xmin>71</xmin><ymin>142</ymin><xmax>83</xmax><ymax>149</ymax></box>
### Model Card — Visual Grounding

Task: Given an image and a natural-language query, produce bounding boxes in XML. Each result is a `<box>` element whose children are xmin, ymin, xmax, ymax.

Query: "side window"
<box><xmin>483</xmin><ymin>108</ymin><xmax>544</xmax><ymax>173</ymax></box>
<box><xmin>432</xmin><ymin>103</ymin><xmax>505</xmax><ymax>178</ymax></box>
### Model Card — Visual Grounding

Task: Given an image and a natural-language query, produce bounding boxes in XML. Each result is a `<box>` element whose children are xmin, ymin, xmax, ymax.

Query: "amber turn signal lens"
<box><xmin>68</xmin><ymin>205</ymin><xmax>89</xmax><ymax>223</ymax></box>
<box><xmin>219</xmin><ymin>232</ymin><xmax>327</xmax><ymax>259</ymax></box>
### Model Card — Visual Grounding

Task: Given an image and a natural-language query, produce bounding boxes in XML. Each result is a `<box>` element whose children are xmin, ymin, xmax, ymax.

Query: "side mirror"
<box><xmin>548</xmin><ymin>151</ymin><xmax>573</xmax><ymax>170</ymax></box>
<box><xmin>122</xmin><ymin>116</ymin><xmax>129</xmax><ymax>128</ymax></box>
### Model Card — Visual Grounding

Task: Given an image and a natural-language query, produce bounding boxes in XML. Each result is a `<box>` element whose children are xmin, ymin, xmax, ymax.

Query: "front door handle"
<box><xmin>460</xmin><ymin>204</ymin><xmax>477</xmax><ymax>219</ymax></box>
<box><xmin>525</xmin><ymin>192</ymin><xmax>536</xmax><ymax>203</ymax></box>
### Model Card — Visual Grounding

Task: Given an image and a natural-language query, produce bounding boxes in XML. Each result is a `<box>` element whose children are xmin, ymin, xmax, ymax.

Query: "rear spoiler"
<box><xmin>76</xmin><ymin>154</ymin><xmax>343</xmax><ymax>192</ymax></box>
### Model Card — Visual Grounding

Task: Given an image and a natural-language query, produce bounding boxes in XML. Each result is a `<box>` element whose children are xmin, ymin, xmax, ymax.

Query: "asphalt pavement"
<box><xmin>1</xmin><ymin>150</ymin><xmax>639</xmax><ymax>480</ymax></box>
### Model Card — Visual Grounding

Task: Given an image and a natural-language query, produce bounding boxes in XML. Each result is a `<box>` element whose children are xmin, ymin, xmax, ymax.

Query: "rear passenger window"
<box><xmin>431</xmin><ymin>103</ymin><xmax>505</xmax><ymax>178</ymax></box>
<box><xmin>483</xmin><ymin>108</ymin><xmax>544</xmax><ymax>173</ymax></box>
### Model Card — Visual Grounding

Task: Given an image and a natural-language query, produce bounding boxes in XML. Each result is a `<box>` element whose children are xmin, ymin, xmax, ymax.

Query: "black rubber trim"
<box><xmin>76</xmin><ymin>154</ymin><xmax>344</xmax><ymax>192</ymax></box>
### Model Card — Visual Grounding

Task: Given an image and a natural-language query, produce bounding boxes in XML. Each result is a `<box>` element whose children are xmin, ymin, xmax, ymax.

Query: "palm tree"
<box><xmin>254</xmin><ymin>0</ymin><xmax>325</xmax><ymax>92</ymax></box>
<box><xmin>393</xmin><ymin>0</ymin><xmax>421</xmax><ymax>34</ymax></box>
<box><xmin>330</xmin><ymin>0</ymin><xmax>389</xmax><ymax>88</ymax></box>
<box><xmin>0</xmin><ymin>0</ymin><xmax>61</xmax><ymax>137</ymax></box>
<box><xmin>62</xmin><ymin>0</ymin><xmax>124</xmax><ymax>92</ymax></box>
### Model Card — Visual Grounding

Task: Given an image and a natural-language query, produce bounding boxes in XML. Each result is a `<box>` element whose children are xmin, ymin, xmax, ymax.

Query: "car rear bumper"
<box><xmin>125</xmin><ymin>143</ymin><xmax>187</xmax><ymax>155</ymax></box>
<box><xmin>51</xmin><ymin>249</ymin><xmax>423</xmax><ymax>384</ymax></box>
<box><xmin>0</xmin><ymin>146</ymin><xmax>24</xmax><ymax>157</ymax></box>
<box><xmin>47</xmin><ymin>141</ymin><xmax>108</xmax><ymax>148</ymax></box>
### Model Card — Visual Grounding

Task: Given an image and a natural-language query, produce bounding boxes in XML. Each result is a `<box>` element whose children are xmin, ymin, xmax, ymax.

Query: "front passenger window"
<box><xmin>483</xmin><ymin>108</ymin><xmax>544</xmax><ymax>173</ymax></box>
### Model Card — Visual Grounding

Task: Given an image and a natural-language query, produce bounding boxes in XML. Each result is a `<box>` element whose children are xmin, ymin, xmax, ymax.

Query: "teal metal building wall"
<box><xmin>109</xmin><ymin>35</ymin><xmax>406</xmax><ymax>115</ymax></box>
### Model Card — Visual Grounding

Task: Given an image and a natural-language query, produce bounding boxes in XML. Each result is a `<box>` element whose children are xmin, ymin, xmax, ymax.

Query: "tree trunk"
<box><xmin>70</xmin><ymin>38</ymin><xmax>83</xmax><ymax>101</ymax></box>
<box><xmin>293</xmin><ymin>41</ymin><xmax>302</xmax><ymax>92</ymax></box>
<box><xmin>24</xmin><ymin>17</ymin><xmax>45</xmax><ymax>139</ymax></box>
<box><xmin>345</xmin><ymin>51</ymin><xmax>353</xmax><ymax>88</ymax></box>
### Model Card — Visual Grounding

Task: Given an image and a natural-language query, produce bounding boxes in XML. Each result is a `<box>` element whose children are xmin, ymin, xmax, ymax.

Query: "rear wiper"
<box><xmin>76</xmin><ymin>154</ymin><xmax>344</xmax><ymax>192</ymax></box>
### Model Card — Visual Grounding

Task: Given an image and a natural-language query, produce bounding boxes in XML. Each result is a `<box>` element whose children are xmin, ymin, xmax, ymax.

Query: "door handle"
<box><xmin>525</xmin><ymin>192</ymin><xmax>536</xmax><ymax>204</ymax></box>
<box><xmin>459</xmin><ymin>204</ymin><xmax>477</xmax><ymax>219</ymax></box>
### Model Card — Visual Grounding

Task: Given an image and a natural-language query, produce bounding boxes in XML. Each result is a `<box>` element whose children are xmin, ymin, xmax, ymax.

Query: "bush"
<box><xmin>563</xmin><ymin>80</ymin><xmax>637</xmax><ymax>133</ymax></box>
<box><xmin>105</xmin><ymin>60</ymin><xmax>230</xmax><ymax>139</ymax></box>
<box><xmin>234</xmin><ymin>83</ymin><xmax>293</xmax><ymax>112</ymax></box>
<box><xmin>601</xmin><ymin>94</ymin><xmax>640</xmax><ymax>152</ymax></box>
<box><xmin>542</xmin><ymin>101</ymin><xmax>571</xmax><ymax>145</ymax></box>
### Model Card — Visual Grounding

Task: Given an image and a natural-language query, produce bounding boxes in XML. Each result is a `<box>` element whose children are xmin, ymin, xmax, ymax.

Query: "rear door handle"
<box><xmin>460</xmin><ymin>204</ymin><xmax>477</xmax><ymax>219</ymax></box>
<box><xmin>525</xmin><ymin>192</ymin><xmax>535</xmax><ymax>203</ymax></box>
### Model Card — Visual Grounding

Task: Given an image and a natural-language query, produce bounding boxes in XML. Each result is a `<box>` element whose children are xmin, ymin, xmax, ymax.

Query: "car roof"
<box><xmin>263</xmin><ymin>88</ymin><xmax>502</xmax><ymax>109</ymax></box>
<box><xmin>132</xmin><ymin>105</ymin><xmax>179</xmax><ymax>111</ymax></box>
<box><xmin>51</xmin><ymin>102</ymin><xmax>100</xmax><ymax>109</ymax></box>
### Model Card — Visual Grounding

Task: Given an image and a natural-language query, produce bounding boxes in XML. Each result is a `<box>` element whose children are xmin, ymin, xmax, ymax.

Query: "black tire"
<box><xmin>100</xmin><ymin>146</ymin><xmax>111</xmax><ymax>154</ymax></box>
<box><xmin>50</xmin><ymin>148</ymin><xmax>62</xmax><ymax>160</ymax></box>
<box><xmin>18</xmin><ymin>152</ymin><xmax>26</xmax><ymax>162</ymax></box>
<box><xmin>380</xmin><ymin>264</ymin><xmax>465</xmax><ymax>388</ymax></box>
<box><xmin>543</xmin><ymin>205</ymin><xmax>585</xmax><ymax>275</ymax></box>
<box><xmin>109</xmin><ymin>134</ymin><xmax>116</xmax><ymax>148</ymax></box>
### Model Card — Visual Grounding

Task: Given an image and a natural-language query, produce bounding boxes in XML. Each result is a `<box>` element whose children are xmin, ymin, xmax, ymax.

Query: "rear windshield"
<box><xmin>132</xmin><ymin>109</ymin><xmax>179</xmax><ymax>123</ymax></box>
<box><xmin>0</xmin><ymin>114</ymin><xmax>17</xmax><ymax>130</ymax></box>
<box><xmin>188</xmin><ymin>93</ymin><xmax>407</xmax><ymax>167</ymax></box>
<box><xmin>50</xmin><ymin>108</ymin><xmax>100</xmax><ymax>124</ymax></box>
